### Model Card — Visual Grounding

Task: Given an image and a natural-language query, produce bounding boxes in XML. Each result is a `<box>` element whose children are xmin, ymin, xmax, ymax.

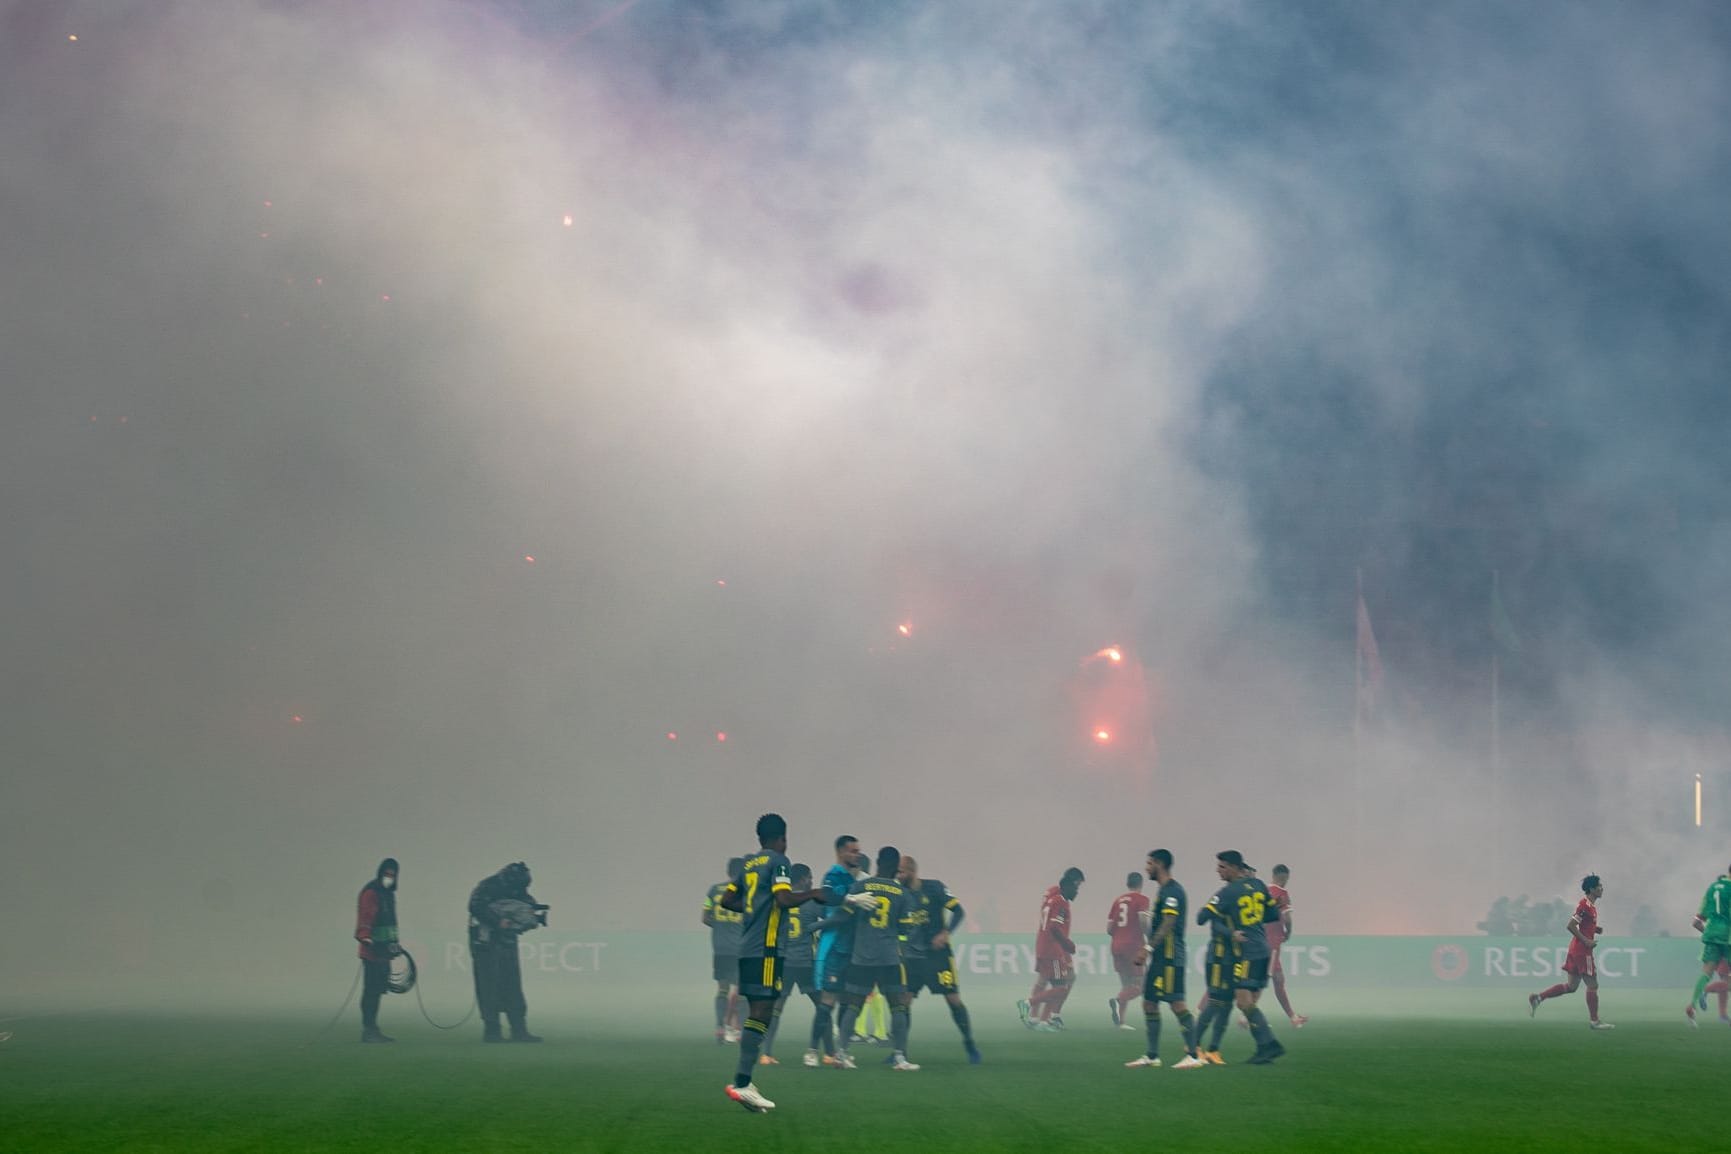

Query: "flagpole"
<box><xmin>1491</xmin><ymin>569</ymin><xmax>1502</xmax><ymax>881</ymax></box>
<box><xmin>1354</xmin><ymin>568</ymin><xmax>1364</xmax><ymax>867</ymax></box>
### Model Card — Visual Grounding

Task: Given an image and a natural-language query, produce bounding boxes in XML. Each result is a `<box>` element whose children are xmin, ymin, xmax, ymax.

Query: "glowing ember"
<box><xmin>715</xmin><ymin>731</ymin><xmax>727</xmax><ymax>743</ymax></box>
<box><xmin>666</xmin><ymin>731</ymin><xmax>678</xmax><ymax>741</ymax></box>
<box><xmin>291</xmin><ymin>715</ymin><xmax>304</xmax><ymax>724</ymax></box>
<box><xmin>524</xmin><ymin>555</ymin><xmax>535</xmax><ymax>564</ymax></box>
<box><xmin>562</xmin><ymin>213</ymin><xmax>574</xmax><ymax>227</ymax></box>
<box><xmin>1093</xmin><ymin>728</ymin><xmax>1112</xmax><ymax>744</ymax></box>
<box><xmin>897</xmin><ymin>623</ymin><xmax>911</xmax><ymax>637</ymax></box>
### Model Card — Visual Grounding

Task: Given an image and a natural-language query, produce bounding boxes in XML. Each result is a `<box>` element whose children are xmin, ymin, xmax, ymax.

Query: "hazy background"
<box><xmin>4</xmin><ymin>0</ymin><xmax>1731</xmax><ymax>1006</ymax></box>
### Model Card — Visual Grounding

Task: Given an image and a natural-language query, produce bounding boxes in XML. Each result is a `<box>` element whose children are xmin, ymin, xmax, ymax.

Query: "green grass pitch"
<box><xmin>3</xmin><ymin>988</ymin><xmax>1723</xmax><ymax>1152</ymax></box>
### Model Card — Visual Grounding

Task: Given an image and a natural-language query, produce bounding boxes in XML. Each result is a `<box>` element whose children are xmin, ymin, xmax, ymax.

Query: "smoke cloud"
<box><xmin>4</xmin><ymin>0</ymin><xmax>1729</xmax><ymax>1003</ymax></box>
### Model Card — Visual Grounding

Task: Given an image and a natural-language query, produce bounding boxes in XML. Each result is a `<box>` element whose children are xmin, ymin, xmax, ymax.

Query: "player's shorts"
<box><xmin>1562</xmin><ymin>947</ymin><xmax>1595</xmax><ymax>978</ymax></box>
<box><xmin>844</xmin><ymin>962</ymin><xmax>907</xmax><ymax>997</ymax></box>
<box><xmin>1142</xmin><ymin>951</ymin><xmax>1187</xmax><ymax>1003</ymax></box>
<box><xmin>1232</xmin><ymin>956</ymin><xmax>1271</xmax><ymax>992</ymax></box>
<box><xmin>782</xmin><ymin>963</ymin><xmax>817</xmax><ymax>997</ymax></box>
<box><xmin>907</xmin><ymin>949</ymin><xmax>960</xmax><ymax>996</ymax></box>
<box><xmin>1112</xmin><ymin>948</ymin><xmax>1144</xmax><ymax>985</ymax></box>
<box><xmin>1035</xmin><ymin>956</ymin><xmax>1075</xmax><ymax>984</ymax></box>
<box><xmin>737</xmin><ymin>955</ymin><xmax>783</xmax><ymax>1000</ymax></box>
<box><xmin>1205</xmin><ymin>947</ymin><xmax>1234</xmax><ymax>1001</ymax></box>
<box><xmin>1703</xmin><ymin>941</ymin><xmax>1731</xmax><ymax>967</ymax></box>
<box><xmin>712</xmin><ymin>954</ymin><xmax>737</xmax><ymax>984</ymax></box>
<box><xmin>818</xmin><ymin>949</ymin><xmax>852</xmax><ymax>994</ymax></box>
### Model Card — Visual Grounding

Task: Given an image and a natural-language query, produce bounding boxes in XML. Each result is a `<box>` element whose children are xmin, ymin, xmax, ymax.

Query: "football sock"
<box><xmin>810</xmin><ymin>1003</ymin><xmax>833</xmax><ymax>1052</ymax></box>
<box><xmin>948</xmin><ymin>1001</ymin><xmax>975</xmax><ymax>1045</ymax></box>
<box><xmin>1210</xmin><ymin>1006</ymin><xmax>1231</xmax><ymax>1051</ymax></box>
<box><xmin>1175</xmin><ymin>1008</ymin><xmax>1197</xmax><ymax>1055</ymax></box>
<box><xmin>735</xmin><ymin>1018</ymin><xmax>767</xmax><ymax>1087</ymax></box>
<box><xmin>1050</xmin><ymin>985</ymin><xmax>1074</xmax><ymax>1016</ymax></box>
<box><xmin>763</xmin><ymin>1000</ymin><xmax>785</xmax><ymax>1055</ymax></box>
<box><xmin>1538</xmin><ymin>983</ymin><xmax>1569</xmax><ymax>1001</ymax></box>
<box><xmin>836</xmin><ymin>1003</ymin><xmax>862</xmax><ymax>1047</ymax></box>
<box><xmin>726</xmin><ymin>991</ymin><xmax>740</xmax><ymax>1029</ymax></box>
<box><xmin>1143</xmin><ymin>1006</ymin><xmax>1161</xmax><ymax>1059</ymax></box>
<box><xmin>891</xmin><ymin>1006</ymin><xmax>910</xmax><ymax>1055</ymax></box>
<box><xmin>1692</xmin><ymin>973</ymin><xmax>1712</xmax><ymax>1008</ymax></box>
<box><xmin>1273</xmin><ymin>976</ymin><xmax>1296</xmax><ymax>1018</ymax></box>
<box><xmin>1585</xmin><ymin>989</ymin><xmax>1599</xmax><ymax>1019</ymax></box>
<box><xmin>1189</xmin><ymin>1003</ymin><xmax>1215</xmax><ymax>1051</ymax></box>
<box><xmin>1245</xmin><ymin>1006</ymin><xmax>1277</xmax><ymax>1051</ymax></box>
<box><xmin>714</xmin><ymin>993</ymin><xmax>728</xmax><ymax>1031</ymax></box>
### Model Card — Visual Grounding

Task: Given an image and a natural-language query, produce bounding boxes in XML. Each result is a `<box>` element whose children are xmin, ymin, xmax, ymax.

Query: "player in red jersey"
<box><xmin>1703</xmin><ymin>959</ymin><xmax>1731</xmax><ymax>1023</ymax></box>
<box><xmin>1106</xmin><ymin>872</ymin><xmax>1151</xmax><ymax>1029</ymax></box>
<box><xmin>1527</xmin><ymin>875</ymin><xmax>1613</xmax><ymax>1029</ymax></box>
<box><xmin>1266</xmin><ymin>865</ymin><xmax>1307</xmax><ymax>1027</ymax></box>
<box><xmin>1020</xmin><ymin>867</ymin><xmax>1084</xmax><ymax>1031</ymax></box>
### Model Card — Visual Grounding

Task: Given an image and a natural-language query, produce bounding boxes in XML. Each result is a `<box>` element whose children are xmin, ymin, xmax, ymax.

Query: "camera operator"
<box><xmin>468</xmin><ymin>861</ymin><xmax>546</xmax><ymax>1043</ymax></box>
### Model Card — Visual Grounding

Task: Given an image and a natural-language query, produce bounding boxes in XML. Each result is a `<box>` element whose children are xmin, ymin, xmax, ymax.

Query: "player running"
<box><xmin>1266</xmin><ymin>864</ymin><xmax>1307</xmax><ymax>1028</ymax></box>
<box><xmin>1217</xmin><ymin>851</ymin><xmax>1286</xmax><ymax>1064</ymax></box>
<box><xmin>1528</xmin><ymin>874</ymin><xmax>1613</xmax><ymax>1029</ymax></box>
<box><xmin>1022</xmin><ymin>867</ymin><xmax>1084</xmax><ymax>1031</ymax></box>
<box><xmin>1125</xmin><ymin>848</ymin><xmax>1203</xmax><ymax>1070</ymax></box>
<box><xmin>1685</xmin><ymin>865</ymin><xmax>1731</xmax><ymax>1027</ymax></box>
<box><xmin>718</xmin><ymin>814</ymin><xmax>836</xmax><ymax>1113</ymax></box>
<box><xmin>1106</xmin><ymin>871</ymin><xmax>1151</xmax><ymax>1029</ymax></box>
<box><xmin>807</xmin><ymin>835</ymin><xmax>865</xmax><ymax>1065</ymax></box>
<box><xmin>703</xmin><ymin>857</ymin><xmax>745</xmax><ymax>1044</ymax></box>
<box><xmin>835</xmin><ymin>846</ymin><xmax>918</xmax><ymax>1070</ymax></box>
<box><xmin>899</xmin><ymin>855</ymin><xmax>982</xmax><ymax>1063</ymax></box>
<box><xmin>760</xmin><ymin>863</ymin><xmax>822</xmax><ymax>1065</ymax></box>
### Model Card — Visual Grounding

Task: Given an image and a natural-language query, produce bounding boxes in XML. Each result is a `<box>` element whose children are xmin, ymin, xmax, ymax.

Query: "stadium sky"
<box><xmin>4</xmin><ymin>0</ymin><xmax>1731</xmax><ymax>1001</ymax></box>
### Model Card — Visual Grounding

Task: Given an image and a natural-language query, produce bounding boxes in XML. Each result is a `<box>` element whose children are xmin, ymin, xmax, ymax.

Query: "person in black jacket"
<box><xmin>468</xmin><ymin>861</ymin><xmax>545</xmax><ymax>1042</ymax></box>
<box><xmin>354</xmin><ymin>857</ymin><xmax>400</xmax><ymax>1043</ymax></box>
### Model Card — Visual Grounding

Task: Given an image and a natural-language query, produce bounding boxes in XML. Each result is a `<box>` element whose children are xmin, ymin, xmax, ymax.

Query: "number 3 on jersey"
<box><xmin>870</xmin><ymin>895</ymin><xmax>892</xmax><ymax>929</ymax></box>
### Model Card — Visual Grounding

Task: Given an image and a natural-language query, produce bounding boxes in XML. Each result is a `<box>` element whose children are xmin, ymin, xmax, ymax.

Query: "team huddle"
<box><xmin>703</xmin><ymin>814</ymin><xmax>1302</xmax><ymax>1113</ymax></box>
<box><xmin>703</xmin><ymin>816</ymin><xmax>982</xmax><ymax>1112</ymax></box>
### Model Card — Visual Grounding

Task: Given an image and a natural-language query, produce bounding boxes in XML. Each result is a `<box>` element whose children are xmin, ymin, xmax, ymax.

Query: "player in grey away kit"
<box><xmin>761</xmin><ymin>863</ymin><xmax>822</xmax><ymax>1064</ymax></box>
<box><xmin>1217</xmin><ymin>850</ymin><xmax>1286</xmax><ymax>1064</ymax></box>
<box><xmin>836</xmin><ymin>846</ymin><xmax>918</xmax><ymax>1070</ymax></box>
<box><xmin>1124</xmin><ymin>848</ymin><xmax>1202</xmax><ymax>1069</ymax></box>
<box><xmin>703</xmin><ymin>857</ymin><xmax>746</xmax><ymax>1043</ymax></box>
<box><xmin>898</xmin><ymin>855</ymin><xmax>981</xmax><ymax>1064</ymax></box>
<box><xmin>719</xmin><ymin>813</ymin><xmax>835</xmax><ymax>1113</ymax></box>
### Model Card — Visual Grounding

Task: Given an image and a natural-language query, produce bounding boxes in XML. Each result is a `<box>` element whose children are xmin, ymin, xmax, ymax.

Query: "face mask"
<box><xmin>381</xmin><ymin>876</ymin><xmax>396</xmax><ymax>890</ymax></box>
